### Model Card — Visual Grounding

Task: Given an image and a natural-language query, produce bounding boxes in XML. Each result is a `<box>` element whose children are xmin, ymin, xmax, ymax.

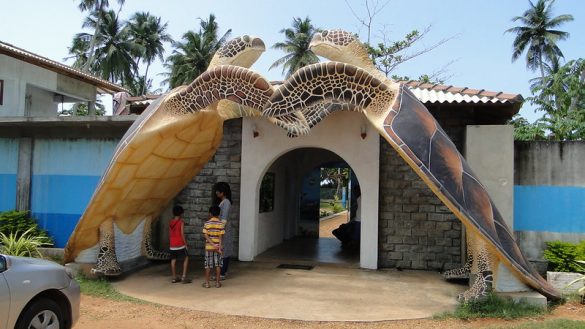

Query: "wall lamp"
<box><xmin>360</xmin><ymin>124</ymin><xmax>367</xmax><ymax>139</ymax></box>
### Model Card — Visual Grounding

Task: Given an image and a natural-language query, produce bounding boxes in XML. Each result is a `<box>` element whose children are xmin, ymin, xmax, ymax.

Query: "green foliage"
<box><xmin>577</xmin><ymin>240</ymin><xmax>585</xmax><ymax>259</ymax></box>
<box><xmin>506</xmin><ymin>0</ymin><xmax>573</xmax><ymax>74</ymax></box>
<box><xmin>163</xmin><ymin>14</ymin><xmax>231</xmax><ymax>89</ymax></box>
<box><xmin>509</xmin><ymin>114</ymin><xmax>547</xmax><ymax>141</ymax></box>
<box><xmin>0</xmin><ymin>210</ymin><xmax>53</xmax><ymax>244</ymax></box>
<box><xmin>332</xmin><ymin>203</ymin><xmax>345</xmax><ymax>213</ymax></box>
<box><xmin>270</xmin><ymin>16</ymin><xmax>320</xmax><ymax>78</ymax></box>
<box><xmin>435</xmin><ymin>293</ymin><xmax>547</xmax><ymax>320</ymax></box>
<box><xmin>0</xmin><ymin>228</ymin><xmax>51</xmax><ymax>258</ymax></box>
<box><xmin>543</xmin><ymin>241</ymin><xmax>583</xmax><ymax>273</ymax></box>
<box><xmin>527</xmin><ymin>59</ymin><xmax>585</xmax><ymax>141</ymax></box>
<box><xmin>59</xmin><ymin>101</ymin><xmax>106</xmax><ymax>116</ymax></box>
<box><xmin>76</xmin><ymin>275</ymin><xmax>145</xmax><ymax>303</ymax></box>
<box><xmin>492</xmin><ymin>319</ymin><xmax>585</xmax><ymax>329</ymax></box>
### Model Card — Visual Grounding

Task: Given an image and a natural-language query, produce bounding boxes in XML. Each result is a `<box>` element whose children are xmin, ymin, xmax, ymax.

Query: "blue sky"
<box><xmin>0</xmin><ymin>0</ymin><xmax>583</xmax><ymax>121</ymax></box>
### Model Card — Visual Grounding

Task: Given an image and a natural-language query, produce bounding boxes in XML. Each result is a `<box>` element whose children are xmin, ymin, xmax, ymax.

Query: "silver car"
<box><xmin>0</xmin><ymin>254</ymin><xmax>80</xmax><ymax>329</ymax></box>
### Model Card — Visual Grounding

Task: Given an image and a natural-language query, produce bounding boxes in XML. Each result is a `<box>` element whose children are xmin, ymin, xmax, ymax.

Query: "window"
<box><xmin>0</xmin><ymin>80</ymin><xmax>4</xmax><ymax>106</ymax></box>
<box><xmin>259</xmin><ymin>172</ymin><xmax>275</xmax><ymax>213</ymax></box>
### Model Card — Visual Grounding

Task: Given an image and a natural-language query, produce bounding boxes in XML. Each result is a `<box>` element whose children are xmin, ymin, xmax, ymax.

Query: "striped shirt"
<box><xmin>202</xmin><ymin>217</ymin><xmax>225</xmax><ymax>251</ymax></box>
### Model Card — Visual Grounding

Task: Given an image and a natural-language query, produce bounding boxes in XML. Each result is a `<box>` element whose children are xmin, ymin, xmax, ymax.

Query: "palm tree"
<box><xmin>506</xmin><ymin>0</ymin><xmax>573</xmax><ymax>80</ymax></box>
<box><xmin>270</xmin><ymin>17</ymin><xmax>320</xmax><ymax>78</ymax></box>
<box><xmin>77</xmin><ymin>0</ymin><xmax>126</xmax><ymax>72</ymax></box>
<box><xmin>163</xmin><ymin>14</ymin><xmax>231</xmax><ymax>89</ymax></box>
<box><xmin>65</xmin><ymin>33</ymin><xmax>91</xmax><ymax>69</ymax></box>
<box><xmin>90</xmin><ymin>10</ymin><xmax>140</xmax><ymax>85</ymax></box>
<box><xmin>127</xmin><ymin>12</ymin><xmax>173</xmax><ymax>95</ymax></box>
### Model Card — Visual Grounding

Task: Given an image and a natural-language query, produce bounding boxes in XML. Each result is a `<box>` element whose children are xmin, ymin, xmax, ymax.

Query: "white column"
<box><xmin>465</xmin><ymin>125</ymin><xmax>529</xmax><ymax>292</ymax></box>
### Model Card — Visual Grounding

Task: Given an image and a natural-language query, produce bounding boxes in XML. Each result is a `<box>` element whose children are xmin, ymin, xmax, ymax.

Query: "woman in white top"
<box><xmin>214</xmin><ymin>182</ymin><xmax>232</xmax><ymax>280</ymax></box>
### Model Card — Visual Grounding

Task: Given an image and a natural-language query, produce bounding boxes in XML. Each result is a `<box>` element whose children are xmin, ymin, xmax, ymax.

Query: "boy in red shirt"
<box><xmin>169</xmin><ymin>205</ymin><xmax>191</xmax><ymax>283</ymax></box>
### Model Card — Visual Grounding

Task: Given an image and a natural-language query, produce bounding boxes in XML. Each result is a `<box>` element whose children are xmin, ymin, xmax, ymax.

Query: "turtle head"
<box><xmin>309</xmin><ymin>29</ymin><xmax>371</xmax><ymax>68</ymax></box>
<box><xmin>210</xmin><ymin>35</ymin><xmax>266</xmax><ymax>68</ymax></box>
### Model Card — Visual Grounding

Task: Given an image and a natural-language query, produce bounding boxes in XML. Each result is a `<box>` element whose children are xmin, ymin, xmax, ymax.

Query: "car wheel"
<box><xmin>16</xmin><ymin>298</ymin><xmax>64</xmax><ymax>329</ymax></box>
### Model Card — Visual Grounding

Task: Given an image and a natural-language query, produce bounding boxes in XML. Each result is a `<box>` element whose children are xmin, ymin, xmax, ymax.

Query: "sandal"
<box><xmin>202</xmin><ymin>282</ymin><xmax>210</xmax><ymax>288</ymax></box>
<box><xmin>172</xmin><ymin>278</ymin><xmax>180</xmax><ymax>283</ymax></box>
<box><xmin>181</xmin><ymin>277</ymin><xmax>192</xmax><ymax>284</ymax></box>
<box><xmin>215</xmin><ymin>282</ymin><xmax>222</xmax><ymax>288</ymax></box>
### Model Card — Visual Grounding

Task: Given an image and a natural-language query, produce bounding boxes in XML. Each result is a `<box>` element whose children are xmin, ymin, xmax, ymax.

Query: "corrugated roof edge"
<box><xmin>0</xmin><ymin>40</ymin><xmax>128</xmax><ymax>94</ymax></box>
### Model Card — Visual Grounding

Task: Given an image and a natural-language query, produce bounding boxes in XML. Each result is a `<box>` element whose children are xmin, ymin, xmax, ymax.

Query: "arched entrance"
<box><xmin>252</xmin><ymin>148</ymin><xmax>361</xmax><ymax>266</ymax></box>
<box><xmin>239</xmin><ymin>111</ymin><xmax>379</xmax><ymax>269</ymax></box>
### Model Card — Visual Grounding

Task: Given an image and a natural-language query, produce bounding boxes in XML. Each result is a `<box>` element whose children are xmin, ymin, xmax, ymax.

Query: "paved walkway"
<box><xmin>113</xmin><ymin>261</ymin><xmax>466</xmax><ymax>321</ymax></box>
<box><xmin>319</xmin><ymin>211</ymin><xmax>348</xmax><ymax>238</ymax></box>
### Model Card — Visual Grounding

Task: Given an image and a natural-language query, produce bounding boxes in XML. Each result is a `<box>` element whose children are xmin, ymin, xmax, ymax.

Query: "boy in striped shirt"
<box><xmin>202</xmin><ymin>205</ymin><xmax>225</xmax><ymax>288</ymax></box>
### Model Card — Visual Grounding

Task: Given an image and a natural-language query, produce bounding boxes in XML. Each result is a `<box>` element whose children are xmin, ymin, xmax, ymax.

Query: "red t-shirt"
<box><xmin>169</xmin><ymin>218</ymin><xmax>186</xmax><ymax>249</ymax></box>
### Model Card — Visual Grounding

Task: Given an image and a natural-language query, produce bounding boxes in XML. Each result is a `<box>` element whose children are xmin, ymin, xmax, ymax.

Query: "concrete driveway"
<box><xmin>112</xmin><ymin>260</ymin><xmax>466</xmax><ymax>321</ymax></box>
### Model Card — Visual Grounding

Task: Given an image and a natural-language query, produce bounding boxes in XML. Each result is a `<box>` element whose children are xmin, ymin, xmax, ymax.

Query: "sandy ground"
<box><xmin>76</xmin><ymin>294</ymin><xmax>585</xmax><ymax>329</ymax></box>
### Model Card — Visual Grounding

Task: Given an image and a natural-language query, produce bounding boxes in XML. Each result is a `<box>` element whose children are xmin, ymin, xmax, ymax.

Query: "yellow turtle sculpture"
<box><xmin>262</xmin><ymin>29</ymin><xmax>560</xmax><ymax>301</ymax></box>
<box><xmin>63</xmin><ymin>36</ymin><xmax>277</xmax><ymax>273</ymax></box>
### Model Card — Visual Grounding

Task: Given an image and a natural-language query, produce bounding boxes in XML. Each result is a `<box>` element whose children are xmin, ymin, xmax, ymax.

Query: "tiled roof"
<box><xmin>125</xmin><ymin>81</ymin><xmax>523</xmax><ymax>109</ymax></box>
<box><xmin>0</xmin><ymin>40</ymin><xmax>128</xmax><ymax>94</ymax></box>
<box><xmin>401</xmin><ymin>81</ymin><xmax>523</xmax><ymax>105</ymax></box>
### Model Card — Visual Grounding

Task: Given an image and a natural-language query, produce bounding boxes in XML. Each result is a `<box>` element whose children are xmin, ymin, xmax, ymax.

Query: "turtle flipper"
<box><xmin>91</xmin><ymin>219</ymin><xmax>121</xmax><ymax>276</ymax></box>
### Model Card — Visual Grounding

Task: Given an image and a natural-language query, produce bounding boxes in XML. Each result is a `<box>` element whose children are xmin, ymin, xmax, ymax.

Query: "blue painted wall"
<box><xmin>0</xmin><ymin>139</ymin><xmax>18</xmax><ymax>212</ymax></box>
<box><xmin>30</xmin><ymin>139</ymin><xmax>118</xmax><ymax>247</ymax></box>
<box><xmin>514</xmin><ymin>185</ymin><xmax>585</xmax><ymax>234</ymax></box>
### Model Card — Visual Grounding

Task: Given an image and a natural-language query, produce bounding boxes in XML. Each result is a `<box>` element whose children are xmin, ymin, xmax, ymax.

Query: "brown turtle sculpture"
<box><xmin>262</xmin><ymin>29</ymin><xmax>560</xmax><ymax>301</ymax></box>
<box><xmin>63</xmin><ymin>36</ymin><xmax>277</xmax><ymax>273</ymax></box>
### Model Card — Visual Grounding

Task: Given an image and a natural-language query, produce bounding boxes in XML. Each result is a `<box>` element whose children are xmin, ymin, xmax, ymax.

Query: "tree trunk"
<box><xmin>142</xmin><ymin>62</ymin><xmax>151</xmax><ymax>96</ymax></box>
<box><xmin>82</xmin><ymin>3</ymin><xmax>105</xmax><ymax>73</ymax></box>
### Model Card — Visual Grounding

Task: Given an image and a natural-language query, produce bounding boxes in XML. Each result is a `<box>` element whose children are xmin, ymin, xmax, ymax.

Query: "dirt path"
<box><xmin>77</xmin><ymin>294</ymin><xmax>585</xmax><ymax>329</ymax></box>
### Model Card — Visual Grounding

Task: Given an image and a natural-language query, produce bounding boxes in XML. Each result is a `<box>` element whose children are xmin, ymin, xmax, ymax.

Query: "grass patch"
<box><xmin>435</xmin><ymin>293</ymin><xmax>548</xmax><ymax>320</ymax></box>
<box><xmin>490</xmin><ymin>319</ymin><xmax>585</xmax><ymax>329</ymax></box>
<box><xmin>76</xmin><ymin>275</ymin><xmax>145</xmax><ymax>303</ymax></box>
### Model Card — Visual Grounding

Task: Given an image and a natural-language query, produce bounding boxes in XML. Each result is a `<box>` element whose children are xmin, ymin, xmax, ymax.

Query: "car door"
<box><xmin>0</xmin><ymin>255</ymin><xmax>10</xmax><ymax>329</ymax></box>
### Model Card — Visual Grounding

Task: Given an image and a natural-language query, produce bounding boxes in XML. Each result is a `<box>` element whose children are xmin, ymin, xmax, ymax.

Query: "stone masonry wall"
<box><xmin>176</xmin><ymin>119</ymin><xmax>242</xmax><ymax>257</ymax></box>
<box><xmin>378</xmin><ymin>106</ymin><xmax>475</xmax><ymax>271</ymax></box>
<box><xmin>378</xmin><ymin>141</ymin><xmax>462</xmax><ymax>271</ymax></box>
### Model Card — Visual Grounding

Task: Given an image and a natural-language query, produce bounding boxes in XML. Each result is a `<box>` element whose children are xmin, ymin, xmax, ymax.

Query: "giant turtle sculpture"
<box><xmin>64</xmin><ymin>29</ymin><xmax>559</xmax><ymax>302</ymax></box>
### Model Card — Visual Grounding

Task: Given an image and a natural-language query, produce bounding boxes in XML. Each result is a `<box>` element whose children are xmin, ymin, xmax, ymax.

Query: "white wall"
<box><xmin>256</xmin><ymin>159</ymin><xmax>288</xmax><ymax>253</ymax></box>
<box><xmin>0</xmin><ymin>55</ymin><xmax>96</xmax><ymax>117</ymax></box>
<box><xmin>27</xmin><ymin>85</ymin><xmax>57</xmax><ymax>116</ymax></box>
<box><xmin>239</xmin><ymin>111</ymin><xmax>380</xmax><ymax>269</ymax></box>
<box><xmin>466</xmin><ymin>125</ymin><xmax>529</xmax><ymax>293</ymax></box>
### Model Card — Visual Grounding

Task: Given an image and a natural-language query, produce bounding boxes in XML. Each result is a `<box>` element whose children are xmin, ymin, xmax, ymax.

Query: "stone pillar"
<box><xmin>16</xmin><ymin>138</ymin><xmax>33</xmax><ymax>211</ymax></box>
<box><xmin>88</xmin><ymin>101</ymin><xmax>96</xmax><ymax>116</ymax></box>
<box><xmin>465</xmin><ymin>125</ymin><xmax>529</xmax><ymax>293</ymax></box>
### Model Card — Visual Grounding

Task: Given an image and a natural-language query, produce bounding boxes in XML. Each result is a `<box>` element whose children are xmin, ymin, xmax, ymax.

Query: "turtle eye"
<box><xmin>243</xmin><ymin>35</ymin><xmax>250</xmax><ymax>43</ymax></box>
<box><xmin>321</xmin><ymin>30</ymin><xmax>329</xmax><ymax>37</ymax></box>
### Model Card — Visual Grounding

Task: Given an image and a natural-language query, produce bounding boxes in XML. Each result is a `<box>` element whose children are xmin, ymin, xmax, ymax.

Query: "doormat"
<box><xmin>277</xmin><ymin>264</ymin><xmax>314</xmax><ymax>270</ymax></box>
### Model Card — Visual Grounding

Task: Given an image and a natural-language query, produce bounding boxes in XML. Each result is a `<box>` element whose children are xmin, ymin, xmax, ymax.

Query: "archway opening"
<box><xmin>254</xmin><ymin>147</ymin><xmax>360</xmax><ymax>266</ymax></box>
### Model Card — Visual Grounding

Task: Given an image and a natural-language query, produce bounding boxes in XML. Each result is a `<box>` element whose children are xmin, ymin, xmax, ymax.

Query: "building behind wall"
<box><xmin>0</xmin><ymin>40</ymin><xmax>128</xmax><ymax>246</ymax></box>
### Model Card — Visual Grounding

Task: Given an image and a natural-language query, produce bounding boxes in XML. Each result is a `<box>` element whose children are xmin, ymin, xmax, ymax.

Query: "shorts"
<box><xmin>204</xmin><ymin>250</ymin><xmax>223</xmax><ymax>269</ymax></box>
<box><xmin>169</xmin><ymin>247</ymin><xmax>188</xmax><ymax>260</ymax></box>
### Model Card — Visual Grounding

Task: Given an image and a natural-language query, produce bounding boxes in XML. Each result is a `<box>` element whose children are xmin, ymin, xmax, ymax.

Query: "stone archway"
<box><xmin>239</xmin><ymin>111</ymin><xmax>380</xmax><ymax>269</ymax></box>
